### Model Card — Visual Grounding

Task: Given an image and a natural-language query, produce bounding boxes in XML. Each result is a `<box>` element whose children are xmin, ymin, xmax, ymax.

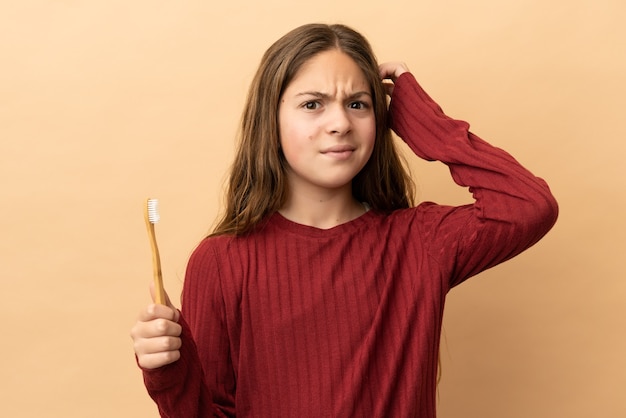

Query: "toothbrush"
<box><xmin>144</xmin><ymin>198</ymin><xmax>166</xmax><ymax>305</ymax></box>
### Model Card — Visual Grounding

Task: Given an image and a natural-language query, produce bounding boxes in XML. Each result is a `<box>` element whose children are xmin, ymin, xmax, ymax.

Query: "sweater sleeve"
<box><xmin>141</xmin><ymin>239</ymin><xmax>234</xmax><ymax>417</ymax></box>
<box><xmin>389</xmin><ymin>72</ymin><xmax>558</xmax><ymax>287</ymax></box>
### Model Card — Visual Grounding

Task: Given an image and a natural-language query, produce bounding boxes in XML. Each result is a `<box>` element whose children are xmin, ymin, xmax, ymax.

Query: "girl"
<box><xmin>131</xmin><ymin>23</ymin><xmax>558</xmax><ymax>417</ymax></box>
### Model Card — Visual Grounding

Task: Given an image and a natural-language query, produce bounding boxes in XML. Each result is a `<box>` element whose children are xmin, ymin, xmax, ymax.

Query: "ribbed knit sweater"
<box><xmin>142</xmin><ymin>73</ymin><xmax>558</xmax><ymax>417</ymax></box>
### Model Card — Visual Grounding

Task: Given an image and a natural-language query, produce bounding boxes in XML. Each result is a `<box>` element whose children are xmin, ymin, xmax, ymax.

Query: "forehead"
<box><xmin>286</xmin><ymin>49</ymin><xmax>370</xmax><ymax>93</ymax></box>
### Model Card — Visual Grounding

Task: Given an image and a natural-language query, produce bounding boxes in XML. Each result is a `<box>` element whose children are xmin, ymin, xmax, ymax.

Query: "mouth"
<box><xmin>321</xmin><ymin>145</ymin><xmax>356</xmax><ymax>154</ymax></box>
<box><xmin>320</xmin><ymin>145</ymin><xmax>356</xmax><ymax>160</ymax></box>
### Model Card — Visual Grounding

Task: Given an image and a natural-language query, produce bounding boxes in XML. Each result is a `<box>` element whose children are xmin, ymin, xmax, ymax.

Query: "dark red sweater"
<box><xmin>142</xmin><ymin>73</ymin><xmax>558</xmax><ymax>417</ymax></box>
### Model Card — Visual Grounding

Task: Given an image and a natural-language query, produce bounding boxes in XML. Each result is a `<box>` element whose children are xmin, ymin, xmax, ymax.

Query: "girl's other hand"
<box><xmin>130</xmin><ymin>285</ymin><xmax>182</xmax><ymax>369</ymax></box>
<box><xmin>379</xmin><ymin>62</ymin><xmax>410</xmax><ymax>97</ymax></box>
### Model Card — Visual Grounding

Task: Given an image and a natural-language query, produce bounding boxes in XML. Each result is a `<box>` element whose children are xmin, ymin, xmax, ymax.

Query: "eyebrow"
<box><xmin>295</xmin><ymin>91</ymin><xmax>372</xmax><ymax>100</ymax></box>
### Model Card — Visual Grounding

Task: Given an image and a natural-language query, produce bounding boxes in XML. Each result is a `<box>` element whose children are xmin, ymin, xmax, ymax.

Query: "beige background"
<box><xmin>1</xmin><ymin>0</ymin><xmax>624</xmax><ymax>417</ymax></box>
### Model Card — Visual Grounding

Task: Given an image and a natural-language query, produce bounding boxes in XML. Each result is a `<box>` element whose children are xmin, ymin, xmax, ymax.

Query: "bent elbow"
<box><xmin>520</xmin><ymin>187</ymin><xmax>559</xmax><ymax>243</ymax></box>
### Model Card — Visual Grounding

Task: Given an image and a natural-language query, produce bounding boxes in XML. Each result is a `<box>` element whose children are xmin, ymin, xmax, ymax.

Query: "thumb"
<box><xmin>149</xmin><ymin>281</ymin><xmax>177</xmax><ymax>311</ymax></box>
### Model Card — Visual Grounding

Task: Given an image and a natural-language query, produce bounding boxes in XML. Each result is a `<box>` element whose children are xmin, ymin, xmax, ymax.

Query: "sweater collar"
<box><xmin>266</xmin><ymin>210</ymin><xmax>376</xmax><ymax>238</ymax></box>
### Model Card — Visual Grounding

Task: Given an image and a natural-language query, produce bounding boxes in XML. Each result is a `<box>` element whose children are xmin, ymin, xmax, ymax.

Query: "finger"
<box><xmin>379</xmin><ymin>62</ymin><xmax>396</xmax><ymax>80</ymax></box>
<box><xmin>137</xmin><ymin>349</ymin><xmax>181</xmax><ymax>370</ymax></box>
<box><xmin>134</xmin><ymin>335</ymin><xmax>182</xmax><ymax>356</ymax></box>
<box><xmin>136</xmin><ymin>303</ymin><xmax>181</xmax><ymax>324</ymax></box>
<box><xmin>379</xmin><ymin>61</ymin><xmax>410</xmax><ymax>82</ymax></box>
<box><xmin>130</xmin><ymin>319</ymin><xmax>182</xmax><ymax>351</ymax></box>
<box><xmin>153</xmin><ymin>315</ymin><xmax>182</xmax><ymax>337</ymax></box>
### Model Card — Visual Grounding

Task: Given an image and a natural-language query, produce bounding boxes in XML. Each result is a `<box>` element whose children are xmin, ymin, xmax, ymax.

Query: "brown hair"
<box><xmin>211</xmin><ymin>23</ymin><xmax>414</xmax><ymax>236</ymax></box>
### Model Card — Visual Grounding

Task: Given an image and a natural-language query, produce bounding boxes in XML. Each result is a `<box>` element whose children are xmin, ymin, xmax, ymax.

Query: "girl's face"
<box><xmin>278</xmin><ymin>49</ymin><xmax>376</xmax><ymax>197</ymax></box>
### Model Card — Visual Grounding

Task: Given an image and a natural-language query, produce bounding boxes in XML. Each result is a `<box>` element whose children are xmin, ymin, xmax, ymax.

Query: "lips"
<box><xmin>320</xmin><ymin>145</ymin><xmax>356</xmax><ymax>154</ymax></box>
<box><xmin>320</xmin><ymin>145</ymin><xmax>356</xmax><ymax>161</ymax></box>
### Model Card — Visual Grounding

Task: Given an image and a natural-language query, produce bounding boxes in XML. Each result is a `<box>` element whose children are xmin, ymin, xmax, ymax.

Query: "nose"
<box><xmin>326</xmin><ymin>105</ymin><xmax>351</xmax><ymax>135</ymax></box>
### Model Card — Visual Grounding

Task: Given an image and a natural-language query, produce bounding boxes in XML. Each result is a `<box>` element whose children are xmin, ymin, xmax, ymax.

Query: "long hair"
<box><xmin>211</xmin><ymin>23</ymin><xmax>415</xmax><ymax>236</ymax></box>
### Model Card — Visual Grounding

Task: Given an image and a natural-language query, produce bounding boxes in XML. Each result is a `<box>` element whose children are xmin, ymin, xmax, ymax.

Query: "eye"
<box><xmin>348</xmin><ymin>101</ymin><xmax>370</xmax><ymax>110</ymax></box>
<box><xmin>303</xmin><ymin>101</ymin><xmax>321</xmax><ymax>110</ymax></box>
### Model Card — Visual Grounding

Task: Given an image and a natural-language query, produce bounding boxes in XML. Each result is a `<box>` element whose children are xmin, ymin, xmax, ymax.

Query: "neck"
<box><xmin>279</xmin><ymin>183</ymin><xmax>366</xmax><ymax>230</ymax></box>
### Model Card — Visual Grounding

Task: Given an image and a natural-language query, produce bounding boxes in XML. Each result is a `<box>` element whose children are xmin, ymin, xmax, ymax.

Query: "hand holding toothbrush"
<box><xmin>130</xmin><ymin>284</ymin><xmax>182</xmax><ymax>369</ymax></box>
<box><xmin>131</xmin><ymin>198</ymin><xmax>181</xmax><ymax>369</ymax></box>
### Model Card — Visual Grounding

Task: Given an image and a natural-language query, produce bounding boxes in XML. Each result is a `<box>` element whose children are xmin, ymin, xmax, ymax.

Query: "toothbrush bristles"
<box><xmin>147</xmin><ymin>199</ymin><xmax>160</xmax><ymax>223</ymax></box>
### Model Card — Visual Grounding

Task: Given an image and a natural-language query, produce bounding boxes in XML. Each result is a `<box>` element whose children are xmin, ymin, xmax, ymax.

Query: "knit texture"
<box><xmin>142</xmin><ymin>73</ymin><xmax>558</xmax><ymax>417</ymax></box>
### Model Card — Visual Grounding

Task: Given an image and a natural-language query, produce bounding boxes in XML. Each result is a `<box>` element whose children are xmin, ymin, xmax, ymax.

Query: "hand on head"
<box><xmin>379</xmin><ymin>62</ymin><xmax>410</xmax><ymax>97</ymax></box>
<box><xmin>130</xmin><ymin>284</ymin><xmax>182</xmax><ymax>370</ymax></box>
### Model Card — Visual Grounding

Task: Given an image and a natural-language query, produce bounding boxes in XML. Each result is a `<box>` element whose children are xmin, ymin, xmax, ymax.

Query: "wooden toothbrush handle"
<box><xmin>145</xmin><ymin>217</ymin><xmax>166</xmax><ymax>305</ymax></box>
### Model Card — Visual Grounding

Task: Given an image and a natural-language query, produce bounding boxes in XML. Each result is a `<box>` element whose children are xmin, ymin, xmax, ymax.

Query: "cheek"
<box><xmin>278</xmin><ymin>124</ymin><xmax>305</xmax><ymax>168</ymax></box>
<box><xmin>279</xmin><ymin>116</ymin><xmax>316</xmax><ymax>151</ymax></box>
<box><xmin>364</xmin><ymin>119</ymin><xmax>377</xmax><ymax>150</ymax></box>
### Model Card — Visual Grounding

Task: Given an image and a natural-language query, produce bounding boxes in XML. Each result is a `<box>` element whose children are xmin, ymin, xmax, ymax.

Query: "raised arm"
<box><xmin>383</xmin><ymin>64</ymin><xmax>558</xmax><ymax>286</ymax></box>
